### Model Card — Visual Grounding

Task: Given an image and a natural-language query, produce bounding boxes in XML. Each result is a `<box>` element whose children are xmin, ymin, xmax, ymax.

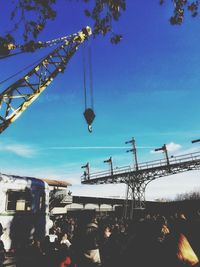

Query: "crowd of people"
<box><xmin>1</xmin><ymin>210</ymin><xmax>200</xmax><ymax>267</ymax></box>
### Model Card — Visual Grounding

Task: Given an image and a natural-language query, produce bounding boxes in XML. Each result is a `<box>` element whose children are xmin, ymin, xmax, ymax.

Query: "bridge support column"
<box><xmin>124</xmin><ymin>176</ymin><xmax>146</xmax><ymax>220</ymax></box>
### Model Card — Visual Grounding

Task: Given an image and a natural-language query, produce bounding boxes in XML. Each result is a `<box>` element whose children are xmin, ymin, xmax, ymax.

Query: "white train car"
<box><xmin>0</xmin><ymin>173</ymin><xmax>53</xmax><ymax>250</ymax></box>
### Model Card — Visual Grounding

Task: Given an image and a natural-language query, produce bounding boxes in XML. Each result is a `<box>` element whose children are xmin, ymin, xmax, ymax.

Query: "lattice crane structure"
<box><xmin>81</xmin><ymin>151</ymin><xmax>200</xmax><ymax>219</ymax></box>
<box><xmin>0</xmin><ymin>26</ymin><xmax>92</xmax><ymax>133</ymax></box>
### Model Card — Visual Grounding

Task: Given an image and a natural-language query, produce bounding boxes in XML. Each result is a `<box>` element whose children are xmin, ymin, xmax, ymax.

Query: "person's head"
<box><xmin>104</xmin><ymin>226</ymin><xmax>111</xmax><ymax>238</ymax></box>
<box><xmin>62</xmin><ymin>233</ymin><xmax>68</xmax><ymax>240</ymax></box>
<box><xmin>32</xmin><ymin>239</ymin><xmax>40</xmax><ymax>248</ymax></box>
<box><xmin>180</xmin><ymin>213</ymin><xmax>186</xmax><ymax>220</ymax></box>
<box><xmin>86</xmin><ymin>217</ymin><xmax>98</xmax><ymax>229</ymax></box>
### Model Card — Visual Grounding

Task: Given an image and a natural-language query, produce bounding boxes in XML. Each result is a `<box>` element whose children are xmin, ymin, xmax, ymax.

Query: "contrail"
<box><xmin>47</xmin><ymin>146</ymin><xmax>155</xmax><ymax>150</ymax></box>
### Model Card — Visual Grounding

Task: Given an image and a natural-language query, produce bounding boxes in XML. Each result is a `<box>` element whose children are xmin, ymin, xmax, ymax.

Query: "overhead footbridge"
<box><xmin>81</xmin><ymin>151</ymin><xmax>200</xmax><ymax>218</ymax></box>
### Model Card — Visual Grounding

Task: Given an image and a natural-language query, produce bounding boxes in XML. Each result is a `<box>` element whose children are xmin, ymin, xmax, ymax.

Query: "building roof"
<box><xmin>40</xmin><ymin>178</ymin><xmax>71</xmax><ymax>187</ymax></box>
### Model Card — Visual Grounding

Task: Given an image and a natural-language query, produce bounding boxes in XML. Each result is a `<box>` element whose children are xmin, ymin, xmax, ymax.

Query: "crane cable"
<box><xmin>0</xmin><ymin>51</ymin><xmax>25</xmax><ymax>60</ymax></box>
<box><xmin>83</xmin><ymin>43</ymin><xmax>87</xmax><ymax>110</ymax></box>
<box><xmin>89</xmin><ymin>45</ymin><xmax>94</xmax><ymax>110</ymax></box>
<box><xmin>0</xmin><ymin>55</ymin><xmax>47</xmax><ymax>86</ymax></box>
<box><xmin>83</xmin><ymin>42</ymin><xmax>95</xmax><ymax>133</ymax></box>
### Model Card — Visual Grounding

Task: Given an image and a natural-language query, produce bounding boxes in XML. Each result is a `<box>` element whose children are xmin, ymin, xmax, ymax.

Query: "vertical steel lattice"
<box><xmin>124</xmin><ymin>174</ymin><xmax>147</xmax><ymax>219</ymax></box>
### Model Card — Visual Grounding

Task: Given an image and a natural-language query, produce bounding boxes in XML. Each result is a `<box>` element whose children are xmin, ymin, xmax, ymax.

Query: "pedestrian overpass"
<box><xmin>81</xmin><ymin>151</ymin><xmax>200</xmax><ymax>218</ymax></box>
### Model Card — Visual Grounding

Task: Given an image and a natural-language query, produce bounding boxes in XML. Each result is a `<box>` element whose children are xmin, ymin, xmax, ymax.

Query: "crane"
<box><xmin>0</xmin><ymin>30</ymin><xmax>90</xmax><ymax>57</ymax></box>
<box><xmin>0</xmin><ymin>26</ymin><xmax>92</xmax><ymax>134</ymax></box>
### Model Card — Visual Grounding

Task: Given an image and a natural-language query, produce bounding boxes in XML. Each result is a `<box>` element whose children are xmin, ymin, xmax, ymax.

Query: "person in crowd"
<box><xmin>0</xmin><ymin>224</ymin><xmax>5</xmax><ymax>267</ymax></box>
<box><xmin>7</xmin><ymin>212</ymin><xmax>200</xmax><ymax>267</ymax></box>
<box><xmin>28</xmin><ymin>239</ymin><xmax>43</xmax><ymax>267</ymax></box>
<box><xmin>58</xmin><ymin>243</ymin><xmax>72</xmax><ymax>267</ymax></box>
<box><xmin>72</xmin><ymin>217</ymin><xmax>101</xmax><ymax>267</ymax></box>
<box><xmin>60</xmin><ymin>233</ymin><xmax>71</xmax><ymax>248</ymax></box>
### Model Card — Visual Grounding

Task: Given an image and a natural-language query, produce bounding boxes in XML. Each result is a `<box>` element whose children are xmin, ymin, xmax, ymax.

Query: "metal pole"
<box><xmin>155</xmin><ymin>144</ymin><xmax>170</xmax><ymax>171</ymax></box>
<box><xmin>192</xmin><ymin>139</ymin><xmax>200</xmax><ymax>144</ymax></box>
<box><xmin>81</xmin><ymin>162</ymin><xmax>90</xmax><ymax>180</ymax></box>
<box><xmin>133</xmin><ymin>138</ymin><xmax>139</xmax><ymax>171</ymax></box>
<box><xmin>163</xmin><ymin>144</ymin><xmax>170</xmax><ymax>167</ymax></box>
<box><xmin>126</xmin><ymin>137</ymin><xmax>139</xmax><ymax>171</ymax></box>
<box><xmin>103</xmin><ymin>157</ymin><xmax>113</xmax><ymax>176</ymax></box>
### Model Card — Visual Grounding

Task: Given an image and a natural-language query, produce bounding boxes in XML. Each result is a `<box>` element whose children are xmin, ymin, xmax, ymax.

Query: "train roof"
<box><xmin>39</xmin><ymin>178</ymin><xmax>71</xmax><ymax>187</ymax></box>
<box><xmin>0</xmin><ymin>172</ymin><xmax>45</xmax><ymax>186</ymax></box>
<box><xmin>0</xmin><ymin>173</ymin><xmax>71</xmax><ymax>188</ymax></box>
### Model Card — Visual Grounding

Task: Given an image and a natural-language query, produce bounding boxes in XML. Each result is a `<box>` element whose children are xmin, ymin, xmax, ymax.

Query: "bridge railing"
<box><xmin>170</xmin><ymin>151</ymin><xmax>200</xmax><ymax>163</ymax></box>
<box><xmin>138</xmin><ymin>158</ymin><xmax>167</xmax><ymax>170</ymax></box>
<box><xmin>137</xmin><ymin>151</ymin><xmax>200</xmax><ymax>170</ymax></box>
<box><xmin>81</xmin><ymin>151</ymin><xmax>200</xmax><ymax>182</ymax></box>
<box><xmin>81</xmin><ymin>165</ymin><xmax>131</xmax><ymax>181</ymax></box>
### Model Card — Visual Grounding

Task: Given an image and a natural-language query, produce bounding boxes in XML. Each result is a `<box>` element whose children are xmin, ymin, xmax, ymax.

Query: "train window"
<box><xmin>6</xmin><ymin>190</ymin><xmax>32</xmax><ymax>212</ymax></box>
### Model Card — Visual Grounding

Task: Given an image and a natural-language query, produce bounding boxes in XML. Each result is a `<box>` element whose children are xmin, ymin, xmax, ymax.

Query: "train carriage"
<box><xmin>0</xmin><ymin>173</ymin><xmax>53</xmax><ymax>250</ymax></box>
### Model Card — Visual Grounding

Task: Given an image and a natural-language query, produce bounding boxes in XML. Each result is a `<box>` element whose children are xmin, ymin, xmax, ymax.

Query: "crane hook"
<box><xmin>83</xmin><ymin>108</ymin><xmax>95</xmax><ymax>133</ymax></box>
<box><xmin>88</xmin><ymin>124</ymin><xmax>92</xmax><ymax>133</ymax></box>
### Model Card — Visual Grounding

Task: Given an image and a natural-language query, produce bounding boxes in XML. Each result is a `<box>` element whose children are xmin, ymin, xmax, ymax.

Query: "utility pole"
<box><xmin>125</xmin><ymin>137</ymin><xmax>138</xmax><ymax>171</ymax></box>
<box><xmin>81</xmin><ymin>162</ymin><xmax>90</xmax><ymax>180</ymax></box>
<box><xmin>103</xmin><ymin>157</ymin><xmax>113</xmax><ymax>176</ymax></box>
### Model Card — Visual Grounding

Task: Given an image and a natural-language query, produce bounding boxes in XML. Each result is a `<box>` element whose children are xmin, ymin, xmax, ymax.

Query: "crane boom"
<box><xmin>0</xmin><ymin>26</ymin><xmax>92</xmax><ymax>134</ymax></box>
<box><xmin>0</xmin><ymin>28</ymin><xmax>90</xmax><ymax>56</ymax></box>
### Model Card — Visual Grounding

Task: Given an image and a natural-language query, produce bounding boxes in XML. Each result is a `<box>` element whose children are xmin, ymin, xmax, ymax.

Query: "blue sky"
<box><xmin>0</xmin><ymin>0</ymin><xmax>200</xmax><ymax>200</ymax></box>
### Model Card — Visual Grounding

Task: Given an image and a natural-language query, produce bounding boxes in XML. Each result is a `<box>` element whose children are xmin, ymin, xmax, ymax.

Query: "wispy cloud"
<box><xmin>0</xmin><ymin>143</ymin><xmax>36</xmax><ymax>158</ymax></box>
<box><xmin>166</xmin><ymin>142</ymin><xmax>182</xmax><ymax>152</ymax></box>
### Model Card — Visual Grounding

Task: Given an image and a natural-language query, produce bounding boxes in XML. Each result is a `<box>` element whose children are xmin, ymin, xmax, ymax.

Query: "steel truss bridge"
<box><xmin>81</xmin><ymin>151</ymin><xmax>200</xmax><ymax>218</ymax></box>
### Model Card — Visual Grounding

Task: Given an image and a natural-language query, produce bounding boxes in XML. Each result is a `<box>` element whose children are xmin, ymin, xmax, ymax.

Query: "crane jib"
<box><xmin>0</xmin><ymin>27</ymin><xmax>92</xmax><ymax>134</ymax></box>
<box><xmin>0</xmin><ymin>26</ymin><xmax>92</xmax><ymax>56</ymax></box>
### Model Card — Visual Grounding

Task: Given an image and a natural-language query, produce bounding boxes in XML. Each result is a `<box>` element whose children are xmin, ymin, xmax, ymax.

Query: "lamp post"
<box><xmin>125</xmin><ymin>137</ymin><xmax>138</xmax><ymax>171</ymax></box>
